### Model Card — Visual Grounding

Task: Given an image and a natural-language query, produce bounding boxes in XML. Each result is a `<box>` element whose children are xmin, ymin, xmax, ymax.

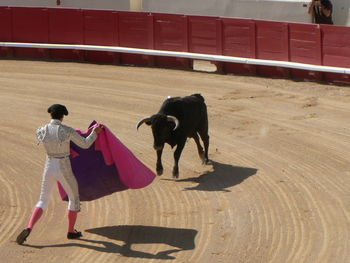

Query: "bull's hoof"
<box><xmin>199</xmin><ymin>153</ymin><xmax>206</xmax><ymax>164</ymax></box>
<box><xmin>172</xmin><ymin>168</ymin><xmax>179</xmax><ymax>178</ymax></box>
<box><xmin>156</xmin><ymin>168</ymin><xmax>163</xmax><ymax>176</ymax></box>
<box><xmin>204</xmin><ymin>159</ymin><xmax>212</xmax><ymax>165</ymax></box>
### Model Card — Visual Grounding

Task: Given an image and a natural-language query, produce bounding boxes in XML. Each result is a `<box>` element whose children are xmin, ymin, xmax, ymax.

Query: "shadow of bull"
<box><xmin>175</xmin><ymin>160</ymin><xmax>258</xmax><ymax>192</ymax></box>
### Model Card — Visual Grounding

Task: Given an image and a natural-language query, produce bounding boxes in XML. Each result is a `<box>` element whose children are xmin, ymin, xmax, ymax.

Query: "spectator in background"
<box><xmin>308</xmin><ymin>0</ymin><xmax>334</xmax><ymax>24</ymax></box>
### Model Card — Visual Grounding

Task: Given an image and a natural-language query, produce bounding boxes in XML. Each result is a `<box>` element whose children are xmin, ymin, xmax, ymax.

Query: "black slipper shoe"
<box><xmin>16</xmin><ymin>228</ymin><xmax>31</xmax><ymax>245</ymax></box>
<box><xmin>67</xmin><ymin>230</ymin><xmax>82</xmax><ymax>239</ymax></box>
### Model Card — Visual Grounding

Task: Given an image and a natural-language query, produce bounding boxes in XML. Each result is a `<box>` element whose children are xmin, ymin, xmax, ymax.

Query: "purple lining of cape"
<box><xmin>58</xmin><ymin>121</ymin><xmax>156</xmax><ymax>201</ymax></box>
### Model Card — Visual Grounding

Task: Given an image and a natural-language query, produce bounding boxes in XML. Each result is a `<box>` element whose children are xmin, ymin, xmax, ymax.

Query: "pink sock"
<box><xmin>68</xmin><ymin>210</ymin><xmax>78</xmax><ymax>233</ymax></box>
<box><xmin>27</xmin><ymin>207</ymin><xmax>43</xmax><ymax>229</ymax></box>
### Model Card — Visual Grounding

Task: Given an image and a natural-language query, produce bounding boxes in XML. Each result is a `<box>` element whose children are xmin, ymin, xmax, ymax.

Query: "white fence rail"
<box><xmin>1</xmin><ymin>42</ymin><xmax>350</xmax><ymax>74</ymax></box>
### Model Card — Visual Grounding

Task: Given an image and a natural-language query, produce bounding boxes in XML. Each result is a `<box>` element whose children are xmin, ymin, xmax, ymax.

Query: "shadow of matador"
<box><xmin>86</xmin><ymin>225</ymin><xmax>198</xmax><ymax>259</ymax></box>
<box><xmin>25</xmin><ymin>225</ymin><xmax>197</xmax><ymax>260</ymax></box>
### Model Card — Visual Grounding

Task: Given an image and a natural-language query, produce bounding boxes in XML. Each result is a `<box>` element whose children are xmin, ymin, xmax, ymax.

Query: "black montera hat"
<box><xmin>47</xmin><ymin>104</ymin><xmax>69</xmax><ymax>116</ymax></box>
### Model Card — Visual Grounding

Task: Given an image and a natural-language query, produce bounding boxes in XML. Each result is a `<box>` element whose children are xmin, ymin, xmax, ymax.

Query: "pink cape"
<box><xmin>58</xmin><ymin>122</ymin><xmax>156</xmax><ymax>201</ymax></box>
<box><xmin>93</xmin><ymin>123</ymin><xmax>156</xmax><ymax>189</ymax></box>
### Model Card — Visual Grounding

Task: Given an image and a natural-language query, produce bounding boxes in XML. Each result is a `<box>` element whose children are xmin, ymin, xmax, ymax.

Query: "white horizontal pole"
<box><xmin>1</xmin><ymin>42</ymin><xmax>349</xmax><ymax>74</ymax></box>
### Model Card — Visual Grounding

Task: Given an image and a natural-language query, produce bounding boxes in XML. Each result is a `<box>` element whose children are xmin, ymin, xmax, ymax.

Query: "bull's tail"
<box><xmin>191</xmin><ymin>93</ymin><xmax>205</xmax><ymax>102</ymax></box>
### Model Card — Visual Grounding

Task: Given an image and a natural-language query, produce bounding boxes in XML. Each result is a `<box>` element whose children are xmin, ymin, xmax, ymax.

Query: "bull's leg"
<box><xmin>199</xmin><ymin>131</ymin><xmax>210</xmax><ymax>164</ymax></box>
<box><xmin>192</xmin><ymin>133</ymin><xmax>205</xmax><ymax>163</ymax></box>
<box><xmin>173</xmin><ymin>140</ymin><xmax>186</xmax><ymax>178</ymax></box>
<box><xmin>156</xmin><ymin>149</ymin><xmax>164</xmax><ymax>176</ymax></box>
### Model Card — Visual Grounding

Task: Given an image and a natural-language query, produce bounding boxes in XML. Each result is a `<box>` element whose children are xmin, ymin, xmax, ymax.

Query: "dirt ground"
<box><xmin>0</xmin><ymin>59</ymin><xmax>349</xmax><ymax>263</ymax></box>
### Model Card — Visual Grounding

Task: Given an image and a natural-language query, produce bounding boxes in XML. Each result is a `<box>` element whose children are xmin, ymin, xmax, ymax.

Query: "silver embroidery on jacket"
<box><xmin>36</xmin><ymin>125</ymin><xmax>48</xmax><ymax>144</ymax></box>
<box><xmin>58</xmin><ymin>125</ymin><xmax>73</xmax><ymax>143</ymax></box>
<box><xmin>36</xmin><ymin>119</ymin><xmax>97</xmax><ymax>158</ymax></box>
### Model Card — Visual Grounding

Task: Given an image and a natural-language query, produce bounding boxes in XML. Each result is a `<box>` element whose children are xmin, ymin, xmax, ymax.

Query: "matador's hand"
<box><xmin>93</xmin><ymin>125</ymin><xmax>103</xmax><ymax>134</ymax></box>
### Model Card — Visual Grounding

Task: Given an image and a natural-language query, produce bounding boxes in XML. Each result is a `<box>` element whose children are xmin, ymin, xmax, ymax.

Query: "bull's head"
<box><xmin>136</xmin><ymin>114</ymin><xmax>179</xmax><ymax>150</ymax></box>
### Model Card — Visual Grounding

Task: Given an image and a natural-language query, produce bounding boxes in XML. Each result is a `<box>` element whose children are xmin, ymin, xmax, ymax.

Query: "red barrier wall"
<box><xmin>84</xmin><ymin>10</ymin><xmax>119</xmax><ymax>63</ymax></box>
<box><xmin>188</xmin><ymin>15</ymin><xmax>224</xmax><ymax>71</ymax></box>
<box><xmin>321</xmin><ymin>25</ymin><xmax>350</xmax><ymax>83</ymax></box>
<box><xmin>289</xmin><ymin>23</ymin><xmax>322</xmax><ymax>81</ymax></box>
<box><xmin>49</xmin><ymin>8</ymin><xmax>84</xmax><ymax>60</ymax></box>
<box><xmin>256</xmin><ymin>20</ymin><xmax>290</xmax><ymax>77</ymax></box>
<box><xmin>0</xmin><ymin>7</ymin><xmax>12</xmax><ymax>57</ymax></box>
<box><xmin>222</xmin><ymin>18</ymin><xmax>256</xmax><ymax>75</ymax></box>
<box><xmin>118</xmin><ymin>11</ymin><xmax>153</xmax><ymax>66</ymax></box>
<box><xmin>188</xmin><ymin>15</ymin><xmax>220</xmax><ymax>55</ymax></box>
<box><xmin>12</xmin><ymin>7</ymin><xmax>49</xmax><ymax>58</ymax></box>
<box><xmin>0</xmin><ymin>7</ymin><xmax>11</xmax><ymax>41</ymax></box>
<box><xmin>153</xmin><ymin>13</ymin><xmax>190</xmax><ymax>68</ymax></box>
<box><xmin>0</xmin><ymin>6</ymin><xmax>349</xmax><ymax>84</ymax></box>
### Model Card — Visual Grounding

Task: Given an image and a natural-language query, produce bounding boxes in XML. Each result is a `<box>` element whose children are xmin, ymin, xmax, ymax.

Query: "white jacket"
<box><xmin>36</xmin><ymin>119</ymin><xmax>97</xmax><ymax>158</ymax></box>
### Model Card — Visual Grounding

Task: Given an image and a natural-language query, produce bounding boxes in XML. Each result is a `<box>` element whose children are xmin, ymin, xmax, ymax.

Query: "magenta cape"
<box><xmin>58</xmin><ymin>121</ymin><xmax>156</xmax><ymax>201</ymax></box>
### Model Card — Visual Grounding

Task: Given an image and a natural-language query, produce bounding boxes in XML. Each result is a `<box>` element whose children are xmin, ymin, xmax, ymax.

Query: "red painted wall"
<box><xmin>48</xmin><ymin>8</ymin><xmax>84</xmax><ymax>60</ymax></box>
<box><xmin>0</xmin><ymin>7</ymin><xmax>12</xmax><ymax>57</ymax></box>
<box><xmin>289</xmin><ymin>23</ymin><xmax>322</xmax><ymax>81</ymax></box>
<box><xmin>321</xmin><ymin>25</ymin><xmax>350</xmax><ymax>83</ymax></box>
<box><xmin>0</xmin><ymin>6</ymin><xmax>349</xmax><ymax>84</ymax></box>
<box><xmin>153</xmin><ymin>13</ymin><xmax>190</xmax><ymax>68</ymax></box>
<box><xmin>118</xmin><ymin>11</ymin><xmax>153</xmax><ymax>66</ymax></box>
<box><xmin>12</xmin><ymin>7</ymin><xmax>49</xmax><ymax>58</ymax></box>
<box><xmin>222</xmin><ymin>18</ymin><xmax>256</xmax><ymax>75</ymax></box>
<box><xmin>255</xmin><ymin>20</ymin><xmax>290</xmax><ymax>78</ymax></box>
<box><xmin>84</xmin><ymin>10</ymin><xmax>119</xmax><ymax>63</ymax></box>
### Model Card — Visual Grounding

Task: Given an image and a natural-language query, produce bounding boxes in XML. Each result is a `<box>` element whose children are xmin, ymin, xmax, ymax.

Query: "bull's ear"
<box><xmin>145</xmin><ymin>120</ymin><xmax>152</xmax><ymax>125</ymax></box>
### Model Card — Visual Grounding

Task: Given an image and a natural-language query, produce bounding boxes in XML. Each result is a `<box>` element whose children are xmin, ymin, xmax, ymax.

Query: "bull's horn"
<box><xmin>136</xmin><ymin>116</ymin><xmax>151</xmax><ymax>130</ymax></box>
<box><xmin>167</xmin><ymin>115</ymin><xmax>179</xmax><ymax>130</ymax></box>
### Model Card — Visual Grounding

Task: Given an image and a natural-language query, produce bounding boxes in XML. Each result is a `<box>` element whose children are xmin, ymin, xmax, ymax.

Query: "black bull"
<box><xmin>137</xmin><ymin>94</ymin><xmax>210</xmax><ymax>178</ymax></box>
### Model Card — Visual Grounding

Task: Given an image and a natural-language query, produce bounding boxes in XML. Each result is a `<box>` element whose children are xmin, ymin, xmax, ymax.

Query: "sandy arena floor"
<box><xmin>0</xmin><ymin>59</ymin><xmax>349</xmax><ymax>263</ymax></box>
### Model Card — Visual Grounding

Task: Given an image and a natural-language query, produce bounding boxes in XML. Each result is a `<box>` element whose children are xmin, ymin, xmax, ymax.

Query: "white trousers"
<box><xmin>36</xmin><ymin>157</ymin><xmax>80</xmax><ymax>211</ymax></box>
